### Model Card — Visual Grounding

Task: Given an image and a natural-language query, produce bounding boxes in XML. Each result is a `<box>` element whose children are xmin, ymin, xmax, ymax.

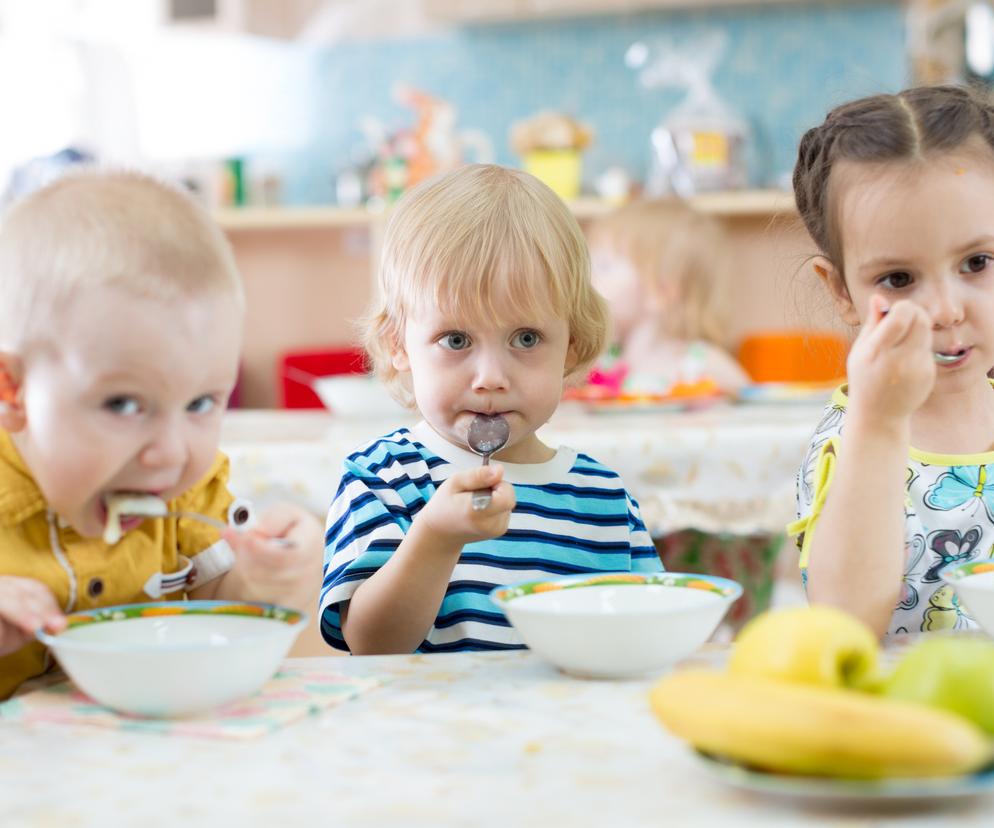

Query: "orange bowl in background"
<box><xmin>738</xmin><ymin>331</ymin><xmax>848</xmax><ymax>383</ymax></box>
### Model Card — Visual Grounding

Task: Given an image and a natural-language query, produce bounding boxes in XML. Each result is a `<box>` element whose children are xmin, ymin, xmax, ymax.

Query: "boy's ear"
<box><xmin>0</xmin><ymin>352</ymin><xmax>26</xmax><ymax>432</ymax></box>
<box><xmin>564</xmin><ymin>339</ymin><xmax>579</xmax><ymax>375</ymax></box>
<box><xmin>813</xmin><ymin>256</ymin><xmax>859</xmax><ymax>326</ymax></box>
<box><xmin>390</xmin><ymin>342</ymin><xmax>410</xmax><ymax>373</ymax></box>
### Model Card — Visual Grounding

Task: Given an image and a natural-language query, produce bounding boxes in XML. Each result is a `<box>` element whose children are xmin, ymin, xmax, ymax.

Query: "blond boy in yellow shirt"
<box><xmin>0</xmin><ymin>170</ymin><xmax>324</xmax><ymax>698</ymax></box>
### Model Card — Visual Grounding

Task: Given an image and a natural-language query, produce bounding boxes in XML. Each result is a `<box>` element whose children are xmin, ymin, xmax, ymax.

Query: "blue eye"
<box><xmin>104</xmin><ymin>396</ymin><xmax>141</xmax><ymax>416</ymax></box>
<box><xmin>511</xmin><ymin>330</ymin><xmax>542</xmax><ymax>349</ymax></box>
<box><xmin>960</xmin><ymin>254</ymin><xmax>992</xmax><ymax>274</ymax></box>
<box><xmin>439</xmin><ymin>332</ymin><xmax>471</xmax><ymax>351</ymax></box>
<box><xmin>187</xmin><ymin>395</ymin><xmax>217</xmax><ymax>414</ymax></box>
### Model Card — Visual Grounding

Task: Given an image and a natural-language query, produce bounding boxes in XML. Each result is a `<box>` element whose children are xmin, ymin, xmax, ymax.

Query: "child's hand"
<box><xmin>222</xmin><ymin>502</ymin><xmax>324</xmax><ymax>612</ymax></box>
<box><xmin>417</xmin><ymin>464</ymin><xmax>516</xmax><ymax>546</ymax></box>
<box><xmin>0</xmin><ymin>577</ymin><xmax>65</xmax><ymax>657</ymax></box>
<box><xmin>846</xmin><ymin>296</ymin><xmax>935</xmax><ymax>424</ymax></box>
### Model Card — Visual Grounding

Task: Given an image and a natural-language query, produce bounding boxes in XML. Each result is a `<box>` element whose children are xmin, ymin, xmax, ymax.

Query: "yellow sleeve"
<box><xmin>173</xmin><ymin>451</ymin><xmax>235</xmax><ymax>560</ymax></box>
<box><xmin>785</xmin><ymin>436</ymin><xmax>839</xmax><ymax>569</ymax></box>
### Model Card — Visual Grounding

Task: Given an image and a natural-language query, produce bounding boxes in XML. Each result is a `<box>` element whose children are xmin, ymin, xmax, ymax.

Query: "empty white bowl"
<box><xmin>37</xmin><ymin>601</ymin><xmax>307</xmax><ymax>717</ymax></box>
<box><xmin>941</xmin><ymin>561</ymin><xmax>994</xmax><ymax>637</ymax></box>
<box><xmin>491</xmin><ymin>572</ymin><xmax>741</xmax><ymax>678</ymax></box>
<box><xmin>312</xmin><ymin>374</ymin><xmax>408</xmax><ymax>418</ymax></box>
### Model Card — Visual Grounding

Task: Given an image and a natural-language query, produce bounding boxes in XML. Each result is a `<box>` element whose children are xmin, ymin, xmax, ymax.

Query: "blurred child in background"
<box><xmin>586</xmin><ymin>199</ymin><xmax>749</xmax><ymax>395</ymax></box>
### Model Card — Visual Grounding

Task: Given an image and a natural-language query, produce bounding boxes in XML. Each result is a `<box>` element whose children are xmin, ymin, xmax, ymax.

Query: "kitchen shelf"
<box><xmin>423</xmin><ymin>0</ymin><xmax>863</xmax><ymax>24</ymax></box>
<box><xmin>215</xmin><ymin>189</ymin><xmax>796</xmax><ymax>231</ymax></box>
<box><xmin>214</xmin><ymin>205</ymin><xmax>381</xmax><ymax>230</ymax></box>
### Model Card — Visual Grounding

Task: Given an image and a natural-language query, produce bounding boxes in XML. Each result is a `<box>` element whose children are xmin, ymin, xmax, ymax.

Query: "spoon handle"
<box><xmin>471</xmin><ymin>452</ymin><xmax>494</xmax><ymax>510</ymax></box>
<box><xmin>165</xmin><ymin>511</ymin><xmax>294</xmax><ymax>548</ymax></box>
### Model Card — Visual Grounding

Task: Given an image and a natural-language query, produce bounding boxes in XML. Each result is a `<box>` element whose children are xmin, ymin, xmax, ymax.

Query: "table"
<box><xmin>220</xmin><ymin>400</ymin><xmax>823</xmax><ymax>536</ymax></box>
<box><xmin>3</xmin><ymin>647</ymin><xmax>988</xmax><ymax>827</ymax></box>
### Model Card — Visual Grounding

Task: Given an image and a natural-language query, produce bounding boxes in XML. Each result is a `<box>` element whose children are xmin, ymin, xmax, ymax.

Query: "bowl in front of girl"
<box><xmin>490</xmin><ymin>572</ymin><xmax>741</xmax><ymax>678</ymax></box>
<box><xmin>36</xmin><ymin>600</ymin><xmax>306</xmax><ymax>717</ymax></box>
<box><xmin>941</xmin><ymin>561</ymin><xmax>994</xmax><ymax>637</ymax></box>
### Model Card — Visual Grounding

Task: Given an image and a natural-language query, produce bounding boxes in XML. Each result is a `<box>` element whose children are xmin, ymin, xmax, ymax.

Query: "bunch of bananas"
<box><xmin>650</xmin><ymin>606</ymin><xmax>994</xmax><ymax>779</ymax></box>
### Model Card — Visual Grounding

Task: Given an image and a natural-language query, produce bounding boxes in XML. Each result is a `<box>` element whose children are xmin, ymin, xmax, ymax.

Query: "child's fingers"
<box><xmin>224</xmin><ymin>528</ymin><xmax>291</xmax><ymax>560</ymax></box>
<box><xmin>488</xmin><ymin>480</ymin><xmax>516</xmax><ymax>512</ymax></box>
<box><xmin>0</xmin><ymin>578</ymin><xmax>65</xmax><ymax>634</ymax></box>
<box><xmin>250</xmin><ymin>502</ymin><xmax>302</xmax><ymax>538</ymax></box>
<box><xmin>865</xmin><ymin>301</ymin><xmax>928</xmax><ymax>354</ymax></box>
<box><xmin>447</xmin><ymin>463</ymin><xmax>504</xmax><ymax>494</ymax></box>
<box><xmin>862</xmin><ymin>293</ymin><xmax>890</xmax><ymax>334</ymax></box>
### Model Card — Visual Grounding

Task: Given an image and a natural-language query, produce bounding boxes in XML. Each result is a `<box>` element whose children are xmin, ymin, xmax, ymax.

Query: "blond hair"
<box><xmin>0</xmin><ymin>168</ymin><xmax>243</xmax><ymax>351</ymax></box>
<box><xmin>363</xmin><ymin>164</ymin><xmax>608</xmax><ymax>404</ymax></box>
<box><xmin>587</xmin><ymin>199</ymin><xmax>732</xmax><ymax>345</ymax></box>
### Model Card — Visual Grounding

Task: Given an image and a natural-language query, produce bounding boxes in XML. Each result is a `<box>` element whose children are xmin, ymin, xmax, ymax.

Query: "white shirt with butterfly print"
<box><xmin>792</xmin><ymin>385</ymin><xmax>985</xmax><ymax>636</ymax></box>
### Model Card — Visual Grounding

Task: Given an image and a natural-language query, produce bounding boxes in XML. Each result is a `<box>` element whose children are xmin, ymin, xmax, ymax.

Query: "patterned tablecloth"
<box><xmin>2</xmin><ymin>647</ymin><xmax>989</xmax><ymax>827</ymax></box>
<box><xmin>220</xmin><ymin>401</ymin><xmax>823</xmax><ymax>536</ymax></box>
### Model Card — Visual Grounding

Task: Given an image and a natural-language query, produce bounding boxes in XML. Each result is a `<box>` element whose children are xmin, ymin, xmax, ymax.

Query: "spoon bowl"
<box><xmin>467</xmin><ymin>414</ymin><xmax>510</xmax><ymax>510</ymax></box>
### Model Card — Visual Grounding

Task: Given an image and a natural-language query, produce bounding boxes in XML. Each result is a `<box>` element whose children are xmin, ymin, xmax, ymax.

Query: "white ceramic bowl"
<box><xmin>312</xmin><ymin>374</ymin><xmax>408</xmax><ymax>418</ymax></box>
<box><xmin>941</xmin><ymin>561</ymin><xmax>994</xmax><ymax>637</ymax></box>
<box><xmin>491</xmin><ymin>572</ymin><xmax>741</xmax><ymax>679</ymax></box>
<box><xmin>37</xmin><ymin>601</ymin><xmax>307</xmax><ymax>717</ymax></box>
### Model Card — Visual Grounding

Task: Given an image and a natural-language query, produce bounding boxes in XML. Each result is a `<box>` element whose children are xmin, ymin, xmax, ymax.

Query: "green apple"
<box><xmin>882</xmin><ymin>637</ymin><xmax>994</xmax><ymax>735</ymax></box>
<box><xmin>728</xmin><ymin>606</ymin><xmax>881</xmax><ymax>689</ymax></box>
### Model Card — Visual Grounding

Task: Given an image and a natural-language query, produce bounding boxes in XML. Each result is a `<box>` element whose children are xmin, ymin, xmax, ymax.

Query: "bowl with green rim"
<box><xmin>36</xmin><ymin>600</ymin><xmax>306</xmax><ymax>717</ymax></box>
<box><xmin>941</xmin><ymin>560</ymin><xmax>994</xmax><ymax>637</ymax></box>
<box><xmin>490</xmin><ymin>572</ymin><xmax>741</xmax><ymax>678</ymax></box>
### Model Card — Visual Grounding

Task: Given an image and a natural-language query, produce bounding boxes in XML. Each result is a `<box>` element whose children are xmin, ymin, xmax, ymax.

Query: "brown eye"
<box><xmin>232</xmin><ymin>505</ymin><xmax>251</xmax><ymax>526</ymax></box>
<box><xmin>961</xmin><ymin>254</ymin><xmax>992</xmax><ymax>274</ymax></box>
<box><xmin>880</xmin><ymin>272</ymin><xmax>912</xmax><ymax>289</ymax></box>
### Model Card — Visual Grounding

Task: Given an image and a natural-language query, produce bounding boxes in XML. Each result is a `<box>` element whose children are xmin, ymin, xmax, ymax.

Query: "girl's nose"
<box><xmin>928</xmin><ymin>282</ymin><xmax>965</xmax><ymax>329</ymax></box>
<box><xmin>139</xmin><ymin>418</ymin><xmax>188</xmax><ymax>469</ymax></box>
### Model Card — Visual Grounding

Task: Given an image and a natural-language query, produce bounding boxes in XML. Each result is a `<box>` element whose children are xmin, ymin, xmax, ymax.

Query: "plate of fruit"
<box><xmin>564</xmin><ymin>379</ymin><xmax>728</xmax><ymax>414</ymax></box>
<box><xmin>650</xmin><ymin>607</ymin><xmax>994</xmax><ymax>803</ymax></box>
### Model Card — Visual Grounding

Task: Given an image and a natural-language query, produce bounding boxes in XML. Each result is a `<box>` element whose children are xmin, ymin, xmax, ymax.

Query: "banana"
<box><xmin>650</xmin><ymin>669</ymin><xmax>993</xmax><ymax>779</ymax></box>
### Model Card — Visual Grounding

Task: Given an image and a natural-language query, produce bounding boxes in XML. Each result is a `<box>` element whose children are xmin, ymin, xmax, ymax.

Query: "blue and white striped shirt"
<box><xmin>320</xmin><ymin>421</ymin><xmax>662</xmax><ymax>653</ymax></box>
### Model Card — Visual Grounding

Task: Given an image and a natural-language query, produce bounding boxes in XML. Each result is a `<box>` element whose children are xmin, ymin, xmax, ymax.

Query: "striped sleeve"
<box><xmin>318</xmin><ymin>455</ymin><xmax>413</xmax><ymax>651</ymax></box>
<box><xmin>626</xmin><ymin>493</ymin><xmax>664</xmax><ymax>573</ymax></box>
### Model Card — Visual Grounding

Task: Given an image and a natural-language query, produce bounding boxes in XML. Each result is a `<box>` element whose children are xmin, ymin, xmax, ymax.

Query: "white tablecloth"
<box><xmin>220</xmin><ymin>401</ymin><xmax>821</xmax><ymax>535</ymax></box>
<box><xmin>2</xmin><ymin>646</ymin><xmax>988</xmax><ymax>827</ymax></box>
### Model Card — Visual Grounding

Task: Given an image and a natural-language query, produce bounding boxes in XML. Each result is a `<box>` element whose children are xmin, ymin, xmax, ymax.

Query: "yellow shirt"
<box><xmin>0</xmin><ymin>430</ymin><xmax>236</xmax><ymax>698</ymax></box>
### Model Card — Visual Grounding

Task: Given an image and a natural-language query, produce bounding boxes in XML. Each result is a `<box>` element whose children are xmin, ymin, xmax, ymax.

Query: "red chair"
<box><xmin>278</xmin><ymin>347</ymin><xmax>368</xmax><ymax>409</ymax></box>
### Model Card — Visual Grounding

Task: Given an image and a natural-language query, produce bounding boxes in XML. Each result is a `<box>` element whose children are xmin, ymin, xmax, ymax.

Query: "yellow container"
<box><xmin>523</xmin><ymin>149</ymin><xmax>582</xmax><ymax>200</ymax></box>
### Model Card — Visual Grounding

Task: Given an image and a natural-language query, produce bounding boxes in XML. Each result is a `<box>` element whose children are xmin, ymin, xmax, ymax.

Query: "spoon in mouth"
<box><xmin>934</xmin><ymin>350</ymin><xmax>966</xmax><ymax>365</ymax></box>
<box><xmin>466</xmin><ymin>414</ymin><xmax>510</xmax><ymax>511</ymax></box>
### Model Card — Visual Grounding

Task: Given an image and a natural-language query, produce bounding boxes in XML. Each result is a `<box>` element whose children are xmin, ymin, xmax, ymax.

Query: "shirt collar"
<box><xmin>0</xmin><ymin>430</ymin><xmax>47</xmax><ymax>527</ymax></box>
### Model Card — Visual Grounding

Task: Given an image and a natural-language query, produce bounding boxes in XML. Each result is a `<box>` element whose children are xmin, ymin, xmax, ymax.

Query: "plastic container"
<box><xmin>738</xmin><ymin>331</ymin><xmax>848</xmax><ymax>383</ymax></box>
<box><xmin>523</xmin><ymin>149</ymin><xmax>582</xmax><ymax>200</ymax></box>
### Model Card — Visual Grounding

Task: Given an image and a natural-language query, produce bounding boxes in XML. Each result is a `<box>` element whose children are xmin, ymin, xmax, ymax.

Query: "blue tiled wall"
<box><xmin>264</xmin><ymin>1</ymin><xmax>907</xmax><ymax>204</ymax></box>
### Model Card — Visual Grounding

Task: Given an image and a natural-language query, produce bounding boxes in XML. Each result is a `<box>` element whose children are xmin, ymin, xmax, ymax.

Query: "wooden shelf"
<box><xmin>423</xmin><ymin>0</ymin><xmax>846</xmax><ymax>23</ymax></box>
<box><xmin>215</xmin><ymin>189</ymin><xmax>795</xmax><ymax>231</ymax></box>
<box><xmin>214</xmin><ymin>205</ymin><xmax>382</xmax><ymax>231</ymax></box>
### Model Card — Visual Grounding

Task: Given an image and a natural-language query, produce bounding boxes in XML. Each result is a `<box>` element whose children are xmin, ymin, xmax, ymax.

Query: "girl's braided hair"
<box><xmin>793</xmin><ymin>84</ymin><xmax>994</xmax><ymax>272</ymax></box>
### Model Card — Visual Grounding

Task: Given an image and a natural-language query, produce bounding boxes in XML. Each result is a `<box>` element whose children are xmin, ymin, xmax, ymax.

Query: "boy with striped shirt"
<box><xmin>320</xmin><ymin>165</ymin><xmax>662</xmax><ymax>654</ymax></box>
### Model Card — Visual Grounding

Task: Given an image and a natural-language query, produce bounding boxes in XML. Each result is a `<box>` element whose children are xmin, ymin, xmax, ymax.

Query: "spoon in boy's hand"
<box><xmin>467</xmin><ymin>414</ymin><xmax>510</xmax><ymax>511</ymax></box>
<box><xmin>103</xmin><ymin>494</ymin><xmax>292</xmax><ymax>547</ymax></box>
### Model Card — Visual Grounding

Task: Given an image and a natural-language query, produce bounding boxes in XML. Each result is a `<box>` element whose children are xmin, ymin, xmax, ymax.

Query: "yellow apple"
<box><xmin>728</xmin><ymin>606</ymin><xmax>881</xmax><ymax>689</ymax></box>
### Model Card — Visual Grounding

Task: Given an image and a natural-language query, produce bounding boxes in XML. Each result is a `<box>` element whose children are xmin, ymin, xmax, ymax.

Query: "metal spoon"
<box><xmin>467</xmin><ymin>414</ymin><xmax>510</xmax><ymax>511</ymax></box>
<box><xmin>115</xmin><ymin>502</ymin><xmax>294</xmax><ymax>548</ymax></box>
